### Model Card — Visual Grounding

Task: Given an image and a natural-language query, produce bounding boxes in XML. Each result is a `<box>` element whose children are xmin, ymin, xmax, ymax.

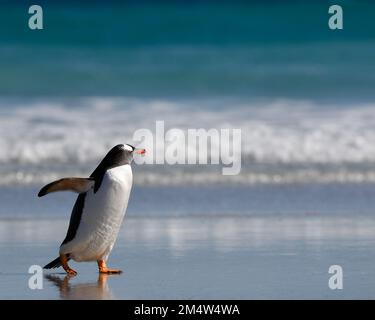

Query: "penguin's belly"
<box><xmin>61</xmin><ymin>165</ymin><xmax>132</xmax><ymax>261</ymax></box>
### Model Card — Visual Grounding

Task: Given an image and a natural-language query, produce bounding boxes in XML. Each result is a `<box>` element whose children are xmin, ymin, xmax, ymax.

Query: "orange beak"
<box><xmin>134</xmin><ymin>148</ymin><xmax>146</xmax><ymax>155</ymax></box>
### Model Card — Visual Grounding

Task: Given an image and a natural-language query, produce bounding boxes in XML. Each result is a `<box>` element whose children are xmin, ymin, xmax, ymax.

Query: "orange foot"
<box><xmin>97</xmin><ymin>260</ymin><xmax>122</xmax><ymax>274</ymax></box>
<box><xmin>65</xmin><ymin>268</ymin><xmax>78</xmax><ymax>276</ymax></box>
<box><xmin>60</xmin><ymin>253</ymin><xmax>77</xmax><ymax>276</ymax></box>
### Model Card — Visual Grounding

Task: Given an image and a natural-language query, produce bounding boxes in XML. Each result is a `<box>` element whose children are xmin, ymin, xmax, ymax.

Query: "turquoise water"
<box><xmin>1</xmin><ymin>2</ymin><xmax>375</xmax><ymax>184</ymax></box>
<box><xmin>0</xmin><ymin>1</ymin><xmax>374</xmax><ymax>99</ymax></box>
<box><xmin>0</xmin><ymin>2</ymin><xmax>375</xmax><ymax>185</ymax></box>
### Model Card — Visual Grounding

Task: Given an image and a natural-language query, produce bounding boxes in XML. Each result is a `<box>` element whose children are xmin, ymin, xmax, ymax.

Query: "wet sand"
<box><xmin>1</xmin><ymin>216</ymin><xmax>375</xmax><ymax>299</ymax></box>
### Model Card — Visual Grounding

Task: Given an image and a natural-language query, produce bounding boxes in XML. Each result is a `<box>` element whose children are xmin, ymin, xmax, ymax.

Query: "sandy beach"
<box><xmin>1</xmin><ymin>184</ymin><xmax>375</xmax><ymax>299</ymax></box>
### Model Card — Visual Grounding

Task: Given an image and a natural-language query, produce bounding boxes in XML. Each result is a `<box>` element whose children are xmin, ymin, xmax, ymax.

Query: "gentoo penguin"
<box><xmin>39</xmin><ymin>144</ymin><xmax>146</xmax><ymax>275</ymax></box>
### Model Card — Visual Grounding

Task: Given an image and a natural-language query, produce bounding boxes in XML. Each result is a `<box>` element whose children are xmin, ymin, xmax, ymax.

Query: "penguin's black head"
<box><xmin>89</xmin><ymin>144</ymin><xmax>146</xmax><ymax>192</ymax></box>
<box><xmin>104</xmin><ymin>144</ymin><xmax>135</xmax><ymax>167</ymax></box>
<box><xmin>97</xmin><ymin>144</ymin><xmax>146</xmax><ymax>171</ymax></box>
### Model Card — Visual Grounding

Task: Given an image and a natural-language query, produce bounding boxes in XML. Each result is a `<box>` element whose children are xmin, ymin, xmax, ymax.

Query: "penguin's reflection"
<box><xmin>45</xmin><ymin>273</ymin><xmax>117</xmax><ymax>300</ymax></box>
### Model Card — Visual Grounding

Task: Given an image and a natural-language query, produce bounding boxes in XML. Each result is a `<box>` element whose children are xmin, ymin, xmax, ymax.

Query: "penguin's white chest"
<box><xmin>64</xmin><ymin>165</ymin><xmax>133</xmax><ymax>261</ymax></box>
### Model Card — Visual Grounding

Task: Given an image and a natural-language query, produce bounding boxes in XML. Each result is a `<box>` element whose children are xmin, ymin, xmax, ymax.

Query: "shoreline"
<box><xmin>1</xmin><ymin>216</ymin><xmax>375</xmax><ymax>299</ymax></box>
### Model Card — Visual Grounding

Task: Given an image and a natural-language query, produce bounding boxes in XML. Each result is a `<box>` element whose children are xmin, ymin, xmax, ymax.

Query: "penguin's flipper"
<box><xmin>38</xmin><ymin>178</ymin><xmax>95</xmax><ymax>197</ymax></box>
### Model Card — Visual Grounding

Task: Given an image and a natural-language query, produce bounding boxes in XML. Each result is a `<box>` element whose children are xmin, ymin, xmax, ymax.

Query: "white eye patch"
<box><xmin>123</xmin><ymin>144</ymin><xmax>134</xmax><ymax>152</ymax></box>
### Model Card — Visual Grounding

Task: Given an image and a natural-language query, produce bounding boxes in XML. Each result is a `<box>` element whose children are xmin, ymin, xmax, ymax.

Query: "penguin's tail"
<box><xmin>44</xmin><ymin>257</ymin><xmax>61</xmax><ymax>269</ymax></box>
<box><xmin>44</xmin><ymin>254</ymin><xmax>71</xmax><ymax>269</ymax></box>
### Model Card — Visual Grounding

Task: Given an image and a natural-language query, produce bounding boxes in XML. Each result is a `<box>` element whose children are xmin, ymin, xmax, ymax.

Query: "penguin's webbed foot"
<box><xmin>100</xmin><ymin>268</ymin><xmax>122</xmax><ymax>274</ymax></box>
<box><xmin>60</xmin><ymin>253</ymin><xmax>77</xmax><ymax>276</ymax></box>
<box><xmin>65</xmin><ymin>268</ymin><xmax>78</xmax><ymax>276</ymax></box>
<box><xmin>97</xmin><ymin>260</ymin><xmax>122</xmax><ymax>274</ymax></box>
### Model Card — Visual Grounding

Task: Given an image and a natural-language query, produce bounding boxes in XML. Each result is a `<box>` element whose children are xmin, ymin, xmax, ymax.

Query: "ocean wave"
<box><xmin>1</xmin><ymin>97</ymin><xmax>375</xmax><ymax>185</ymax></box>
<box><xmin>2</xmin><ymin>166</ymin><xmax>375</xmax><ymax>187</ymax></box>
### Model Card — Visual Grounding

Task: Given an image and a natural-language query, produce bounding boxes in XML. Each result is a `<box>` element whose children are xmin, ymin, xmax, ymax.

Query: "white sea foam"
<box><xmin>1</xmin><ymin>97</ymin><xmax>375</xmax><ymax>185</ymax></box>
